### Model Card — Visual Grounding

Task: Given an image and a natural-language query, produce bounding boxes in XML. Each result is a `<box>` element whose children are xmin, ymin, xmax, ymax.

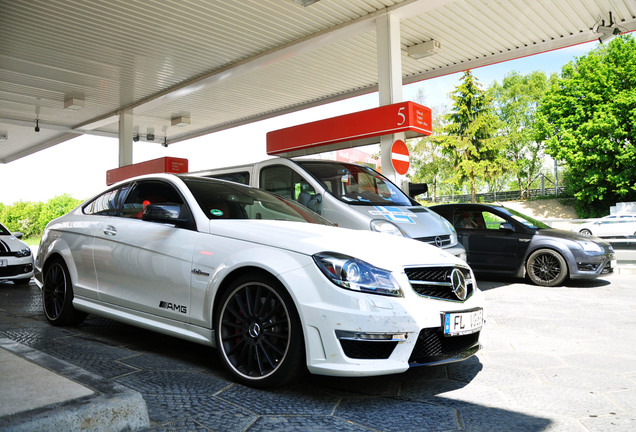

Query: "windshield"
<box><xmin>505</xmin><ymin>208</ymin><xmax>550</xmax><ymax>229</ymax></box>
<box><xmin>297</xmin><ymin>161</ymin><xmax>412</xmax><ymax>206</ymax></box>
<box><xmin>181</xmin><ymin>177</ymin><xmax>333</xmax><ymax>225</ymax></box>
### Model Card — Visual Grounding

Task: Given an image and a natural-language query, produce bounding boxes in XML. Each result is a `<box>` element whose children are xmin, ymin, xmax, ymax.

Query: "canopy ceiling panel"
<box><xmin>1</xmin><ymin>0</ymin><xmax>635</xmax><ymax>162</ymax></box>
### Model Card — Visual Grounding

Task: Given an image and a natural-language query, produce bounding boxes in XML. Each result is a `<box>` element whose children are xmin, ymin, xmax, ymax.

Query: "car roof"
<box><xmin>431</xmin><ymin>203</ymin><xmax>506</xmax><ymax>211</ymax></box>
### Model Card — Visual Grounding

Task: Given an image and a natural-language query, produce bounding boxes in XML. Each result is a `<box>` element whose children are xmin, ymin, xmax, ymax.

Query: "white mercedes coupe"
<box><xmin>35</xmin><ymin>174</ymin><xmax>484</xmax><ymax>388</ymax></box>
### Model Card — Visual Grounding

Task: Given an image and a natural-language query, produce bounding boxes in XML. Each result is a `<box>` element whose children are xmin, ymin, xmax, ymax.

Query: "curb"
<box><xmin>0</xmin><ymin>338</ymin><xmax>149</xmax><ymax>432</ymax></box>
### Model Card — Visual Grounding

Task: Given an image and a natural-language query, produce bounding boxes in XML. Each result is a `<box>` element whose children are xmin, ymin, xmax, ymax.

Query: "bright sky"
<box><xmin>0</xmin><ymin>42</ymin><xmax>596</xmax><ymax>205</ymax></box>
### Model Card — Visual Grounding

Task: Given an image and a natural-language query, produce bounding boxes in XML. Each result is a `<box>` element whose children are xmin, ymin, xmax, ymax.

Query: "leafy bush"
<box><xmin>0</xmin><ymin>194</ymin><xmax>82</xmax><ymax>238</ymax></box>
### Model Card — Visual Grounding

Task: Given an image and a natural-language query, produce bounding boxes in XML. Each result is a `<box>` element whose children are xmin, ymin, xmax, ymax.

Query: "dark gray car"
<box><xmin>430</xmin><ymin>203</ymin><xmax>615</xmax><ymax>286</ymax></box>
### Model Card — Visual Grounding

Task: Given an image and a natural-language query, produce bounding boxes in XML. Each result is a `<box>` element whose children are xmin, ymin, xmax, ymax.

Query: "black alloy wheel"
<box><xmin>42</xmin><ymin>259</ymin><xmax>86</xmax><ymax>326</ymax></box>
<box><xmin>215</xmin><ymin>274</ymin><xmax>305</xmax><ymax>388</ymax></box>
<box><xmin>579</xmin><ymin>229</ymin><xmax>592</xmax><ymax>236</ymax></box>
<box><xmin>526</xmin><ymin>248</ymin><xmax>568</xmax><ymax>287</ymax></box>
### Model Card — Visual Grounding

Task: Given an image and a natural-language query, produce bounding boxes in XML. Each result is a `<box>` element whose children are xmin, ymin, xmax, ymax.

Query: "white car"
<box><xmin>35</xmin><ymin>174</ymin><xmax>484</xmax><ymax>388</ymax></box>
<box><xmin>0</xmin><ymin>222</ymin><xmax>34</xmax><ymax>284</ymax></box>
<box><xmin>574</xmin><ymin>214</ymin><xmax>636</xmax><ymax>238</ymax></box>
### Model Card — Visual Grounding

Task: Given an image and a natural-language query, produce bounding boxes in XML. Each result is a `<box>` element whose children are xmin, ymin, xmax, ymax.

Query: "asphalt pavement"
<box><xmin>1</xmin><ymin>264</ymin><xmax>635</xmax><ymax>431</ymax></box>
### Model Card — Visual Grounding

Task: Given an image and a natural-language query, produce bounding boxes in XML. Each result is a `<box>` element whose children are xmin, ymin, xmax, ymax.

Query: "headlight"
<box><xmin>313</xmin><ymin>252</ymin><xmax>402</xmax><ymax>297</ymax></box>
<box><xmin>576</xmin><ymin>240</ymin><xmax>603</xmax><ymax>253</ymax></box>
<box><xmin>442</xmin><ymin>218</ymin><xmax>458</xmax><ymax>246</ymax></box>
<box><xmin>370</xmin><ymin>219</ymin><xmax>405</xmax><ymax>237</ymax></box>
<box><xmin>15</xmin><ymin>248</ymin><xmax>31</xmax><ymax>257</ymax></box>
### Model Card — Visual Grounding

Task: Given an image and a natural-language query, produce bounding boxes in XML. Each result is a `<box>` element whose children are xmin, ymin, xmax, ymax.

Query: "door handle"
<box><xmin>103</xmin><ymin>226</ymin><xmax>117</xmax><ymax>236</ymax></box>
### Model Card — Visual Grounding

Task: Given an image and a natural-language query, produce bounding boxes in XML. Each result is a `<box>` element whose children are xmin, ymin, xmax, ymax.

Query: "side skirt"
<box><xmin>73</xmin><ymin>297</ymin><xmax>216</xmax><ymax>348</ymax></box>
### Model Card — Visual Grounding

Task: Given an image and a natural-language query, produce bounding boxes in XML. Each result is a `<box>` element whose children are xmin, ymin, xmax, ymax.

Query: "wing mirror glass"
<box><xmin>500</xmin><ymin>222</ymin><xmax>516</xmax><ymax>232</ymax></box>
<box><xmin>142</xmin><ymin>204</ymin><xmax>188</xmax><ymax>225</ymax></box>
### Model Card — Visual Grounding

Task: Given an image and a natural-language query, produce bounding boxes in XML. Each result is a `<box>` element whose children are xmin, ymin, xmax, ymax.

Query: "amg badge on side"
<box><xmin>159</xmin><ymin>301</ymin><xmax>187</xmax><ymax>314</ymax></box>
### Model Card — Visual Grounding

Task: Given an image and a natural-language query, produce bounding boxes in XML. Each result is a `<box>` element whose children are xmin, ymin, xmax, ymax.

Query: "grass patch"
<box><xmin>23</xmin><ymin>236</ymin><xmax>42</xmax><ymax>247</ymax></box>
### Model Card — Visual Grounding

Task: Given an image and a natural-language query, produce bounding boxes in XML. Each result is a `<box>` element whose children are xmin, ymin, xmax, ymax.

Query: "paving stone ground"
<box><xmin>1</xmin><ymin>272</ymin><xmax>634</xmax><ymax>432</ymax></box>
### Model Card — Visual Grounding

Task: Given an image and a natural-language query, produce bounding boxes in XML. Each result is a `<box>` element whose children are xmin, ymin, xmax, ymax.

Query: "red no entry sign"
<box><xmin>391</xmin><ymin>140</ymin><xmax>410</xmax><ymax>175</ymax></box>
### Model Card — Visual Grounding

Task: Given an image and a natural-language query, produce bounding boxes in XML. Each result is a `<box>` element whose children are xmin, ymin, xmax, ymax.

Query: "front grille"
<box><xmin>408</xmin><ymin>328</ymin><xmax>480</xmax><ymax>364</ymax></box>
<box><xmin>405</xmin><ymin>266</ymin><xmax>474</xmax><ymax>302</ymax></box>
<box><xmin>339</xmin><ymin>340</ymin><xmax>398</xmax><ymax>359</ymax></box>
<box><xmin>414</xmin><ymin>235</ymin><xmax>452</xmax><ymax>248</ymax></box>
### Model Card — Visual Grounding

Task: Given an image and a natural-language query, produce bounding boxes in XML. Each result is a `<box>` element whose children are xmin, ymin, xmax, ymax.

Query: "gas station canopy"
<box><xmin>1</xmin><ymin>0</ymin><xmax>635</xmax><ymax>164</ymax></box>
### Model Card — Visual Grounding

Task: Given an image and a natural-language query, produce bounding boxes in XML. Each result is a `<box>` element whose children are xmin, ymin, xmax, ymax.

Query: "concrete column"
<box><xmin>376</xmin><ymin>12</ymin><xmax>404</xmax><ymax>184</ymax></box>
<box><xmin>118</xmin><ymin>109</ymin><xmax>133</xmax><ymax>167</ymax></box>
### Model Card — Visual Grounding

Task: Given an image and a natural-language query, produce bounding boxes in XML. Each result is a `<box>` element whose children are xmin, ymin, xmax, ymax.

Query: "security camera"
<box><xmin>595</xmin><ymin>24</ymin><xmax>620</xmax><ymax>35</ymax></box>
<box><xmin>147</xmin><ymin>133</ymin><xmax>155</xmax><ymax>141</ymax></box>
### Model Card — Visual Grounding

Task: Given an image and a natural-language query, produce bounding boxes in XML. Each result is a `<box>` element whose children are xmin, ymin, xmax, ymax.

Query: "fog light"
<box><xmin>577</xmin><ymin>262</ymin><xmax>599</xmax><ymax>271</ymax></box>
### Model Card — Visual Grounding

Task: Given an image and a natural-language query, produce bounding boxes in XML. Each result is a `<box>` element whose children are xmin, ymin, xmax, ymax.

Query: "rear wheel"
<box><xmin>215</xmin><ymin>274</ymin><xmax>305</xmax><ymax>388</ymax></box>
<box><xmin>42</xmin><ymin>259</ymin><xmax>86</xmax><ymax>326</ymax></box>
<box><xmin>526</xmin><ymin>249</ymin><xmax>568</xmax><ymax>287</ymax></box>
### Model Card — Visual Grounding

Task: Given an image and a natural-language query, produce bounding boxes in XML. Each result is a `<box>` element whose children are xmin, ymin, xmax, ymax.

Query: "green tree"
<box><xmin>439</xmin><ymin>70</ymin><xmax>509</xmax><ymax>202</ymax></box>
<box><xmin>408</xmin><ymin>107</ymin><xmax>455</xmax><ymax>202</ymax></box>
<box><xmin>0</xmin><ymin>194</ymin><xmax>82</xmax><ymax>238</ymax></box>
<box><xmin>0</xmin><ymin>201</ymin><xmax>43</xmax><ymax>238</ymax></box>
<box><xmin>491</xmin><ymin>71</ymin><xmax>553</xmax><ymax>198</ymax></box>
<box><xmin>537</xmin><ymin>35</ymin><xmax>636</xmax><ymax>217</ymax></box>
<box><xmin>36</xmin><ymin>194</ymin><xmax>82</xmax><ymax>233</ymax></box>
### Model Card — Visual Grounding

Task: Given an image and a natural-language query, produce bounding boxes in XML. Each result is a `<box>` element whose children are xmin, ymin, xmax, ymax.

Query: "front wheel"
<box><xmin>42</xmin><ymin>259</ymin><xmax>87</xmax><ymax>326</ymax></box>
<box><xmin>526</xmin><ymin>249</ymin><xmax>568</xmax><ymax>287</ymax></box>
<box><xmin>579</xmin><ymin>229</ymin><xmax>592</xmax><ymax>236</ymax></box>
<box><xmin>215</xmin><ymin>274</ymin><xmax>305</xmax><ymax>388</ymax></box>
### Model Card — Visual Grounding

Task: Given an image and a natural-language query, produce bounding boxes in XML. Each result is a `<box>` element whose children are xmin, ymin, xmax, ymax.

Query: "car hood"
<box><xmin>0</xmin><ymin>235</ymin><xmax>29</xmax><ymax>253</ymax></box>
<box><xmin>537</xmin><ymin>228</ymin><xmax>609</xmax><ymax>245</ymax></box>
<box><xmin>349</xmin><ymin>204</ymin><xmax>454</xmax><ymax>238</ymax></box>
<box><xmin>206</xmin><ymin>220</ymin><xmax>462</xmax><ymax>269</ymax></box>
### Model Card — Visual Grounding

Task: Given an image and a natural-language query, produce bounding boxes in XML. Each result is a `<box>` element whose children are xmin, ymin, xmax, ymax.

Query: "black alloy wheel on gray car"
<box><xmin>42</xmin><ymin>259</ymin><xmax>86</xmax><ymax>326</ymax></box>
<box><xmin>215</xmin><ymin>274</ymin><xmax>305</xmax><ymax>388</ymax></box>
<box><xmin>526</xmin><ymin>248</ymin><xmax>568</xmax><ymax>287</ymax></box>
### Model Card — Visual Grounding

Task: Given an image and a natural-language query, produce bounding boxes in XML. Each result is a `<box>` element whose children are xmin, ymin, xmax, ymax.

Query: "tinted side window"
<box><xmin>453</xmin><ymin>210</ymin><xmax>490</xmax><ymax>230</ymax></box>
<box><xmin>260</xmin><ymin>165</ymin><xmax>319</xmax><ymax>213</ymax></box>
<box><xmin>208</xmin><ymin>172</ymin><xmax>250</xmax><ymax>185</ymax></box>
<box><xmin>122</xmin><ymin>181</ymin><xmax>185</xmax><ymax>219</ymax></box>
<box><xmin>83</xmin><ymin>185</ymin><xmax>131</xmax><ymax>216</ymax></box>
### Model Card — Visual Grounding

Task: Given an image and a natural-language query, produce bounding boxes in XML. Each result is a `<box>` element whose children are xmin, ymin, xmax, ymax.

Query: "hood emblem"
<box><xmin>434</xmin><ymin>236</ymin><xmax>443</xmax><ymax>247</ymax></box>
<box><xmin>449</xmin><ymin>268</ymin><xmax>467</xmax><ymax>300</ymax></box>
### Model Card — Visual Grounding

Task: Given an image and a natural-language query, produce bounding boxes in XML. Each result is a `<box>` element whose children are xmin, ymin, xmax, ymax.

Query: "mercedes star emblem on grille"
<box><xmin>449</xmin><ymin>268</ymin><xmax>467</xmax><ymax>300</ymax></box>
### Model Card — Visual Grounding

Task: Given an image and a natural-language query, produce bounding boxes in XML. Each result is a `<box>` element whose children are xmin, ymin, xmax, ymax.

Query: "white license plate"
<box><xmin>443</xmin><ymin>308</ymin><xmax>483</xmax><ymax>336</ymax></box>
<box><xmin>0</xmin><ymin>259</ymin><xmax>7</xmax><ymax>267</ymax></box>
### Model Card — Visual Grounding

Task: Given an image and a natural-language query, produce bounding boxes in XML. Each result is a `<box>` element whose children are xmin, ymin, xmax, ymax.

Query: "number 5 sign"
<box><xmin>266</xmin><ymin>101</ymin><xmax>432</xmax><ymax>157</ymax></box>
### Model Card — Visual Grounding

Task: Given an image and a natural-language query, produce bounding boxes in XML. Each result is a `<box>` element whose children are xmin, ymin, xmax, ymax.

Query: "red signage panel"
<box><xmin>266</xmin><ymin>101</ymin><xmax>432</xmax><ymax>157</ymax></box>
<box><xmin>106</xmin><ymin>156</ymin><xmax>189</xmax><ymax>186</ymax></box>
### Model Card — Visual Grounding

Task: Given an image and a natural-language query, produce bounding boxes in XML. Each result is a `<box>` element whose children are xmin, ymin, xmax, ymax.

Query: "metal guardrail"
<box><xmin>432</xmin><ymin>187</ymin><xmax>568</xmax><ymax>204</ymax></box>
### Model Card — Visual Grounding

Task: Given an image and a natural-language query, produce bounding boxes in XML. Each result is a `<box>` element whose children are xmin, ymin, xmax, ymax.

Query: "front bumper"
<box><xmin>0</xmin><ymin>256</ymin><xmax>34</xmax><ymax>281</ymax></box>
<box><xmin>283</xmin><ymin>266</ymin><xmax>485</xmax><ymax>377</ymax></box>
<box><xmin>569</xmin><ymin>248</ymin><xmax>616</xmax><ymax>280</ymax></box>
<box><xmin>570</xmin><ymin>256</ymin><xmax>616</xmax><ymax>279</ymax></box>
